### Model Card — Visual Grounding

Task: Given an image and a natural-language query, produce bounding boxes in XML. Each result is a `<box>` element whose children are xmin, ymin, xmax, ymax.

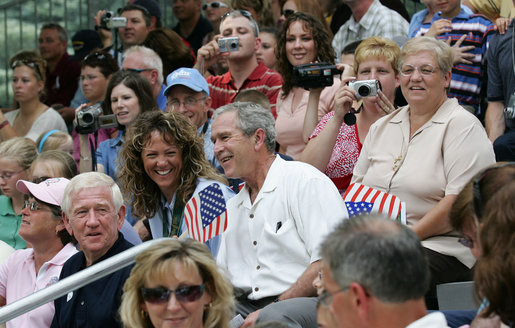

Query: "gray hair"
<box><xmin>61</xmin><ymin>172</ymin><xmax>124</xmax><ymax>217</ymax></box>
<box><xmin>320</xmin><ymin>215</ymin><xmax>430</xmax><ymax>303</ymax></box>
<box><xmin>41</xmin><ymin>22</ymin><xmax>68</xmax><ymax>43</ymax></box>
<box><xmin>213</xmin><ymin>101</ymin><xmax>276</xmax><ymax>153</ymax></box>
<box><xmin>399</xmin><ymin>36</ymin><xmax>454</xmax><ymax>76</ymax></box>
<box><xmin>220</xmin><ymin>10</ymin><xmax>259</xmax><ymax>37</ymax></box>
<box><xmin>123</xmin><ymin>45</ymin><xmax>164</xmax><ymax>85</ymax></box>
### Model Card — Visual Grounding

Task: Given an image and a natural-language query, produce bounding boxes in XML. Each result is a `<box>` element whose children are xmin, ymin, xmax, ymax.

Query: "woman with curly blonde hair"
<box><xmin>120</xmin><ymin>238</ymin><xmax>234</xmax><ymax>328</ymax></box>
<box><xmin>119</xmin><ymin>111</ymin><xmax>234</xmax><ymax>255</ymax></box>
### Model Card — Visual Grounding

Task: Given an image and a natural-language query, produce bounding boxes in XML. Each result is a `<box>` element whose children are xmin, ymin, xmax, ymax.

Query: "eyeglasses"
<box><xmin>123</xmin><ymin>68</ymin><xmax>154</xmax><ymax>74</ymax></box>
<box><xmin>0</xmin><ymin>170</ymin><xmax>24</xmax><ymax>180</ymax></box>
<box><xmin>84</xmin><ymin>52</ymin><xmax>106</xmax><ymax>61</ymax></box>
<box><xmin>400</xmin><ymin>64</ymin><xmax>438</xmax><ymax>77</ymax></box>
<box><xmin>23</xmin><ymin>199</ymin><xmax>46</xmax><ymax>212</ymax></box>
<box><xmin>141</xmin><ymin>285</ymin><xmax>205</xmax><ymax>304</ymax></box>
<box><xmin>11</xmin><ymin>60</ymin><xmax>43</xmax><ymax>79</ymax></box>
<box><xmin>221</xmin><ymin>9</ymin><xmax>252</xmax><ymax>22</ymax></box>
<box><xmin>458</xmin><ymin>236</ymin><xmax>474</xmax><ymax>248</ymax></box>
<box><xmin>281</xmin><ymin>9</ymin><xmax>295</xmax><ymax>18</ymax></box>
<box><xmin>202</xmin><ymin>1</ymin><xmax>228</xmax><ymax>10</ymax></box>
<box><xmin>167</xmin><ymin>96</ymin><xmax>205</xmax><ymax>110</ymax></box>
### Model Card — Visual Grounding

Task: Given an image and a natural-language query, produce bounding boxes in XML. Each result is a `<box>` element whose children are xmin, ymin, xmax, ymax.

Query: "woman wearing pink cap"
<box><xmin>0</xmin><ymin>177</ymin><xmax>77</xmax><ymax>328</ymax></box>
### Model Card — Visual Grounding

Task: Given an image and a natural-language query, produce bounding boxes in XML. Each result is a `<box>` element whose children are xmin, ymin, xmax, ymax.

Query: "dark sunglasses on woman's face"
<box><xmin>281</xmin><ymin>9</ymin><xmax>295</xmax><ymax>18</ymax></box>
<box><xmin>202</xmin><ymin>1</ymin><xmax>228</xmax><ymax>10</ymax></box>
<box><xmin>141</xmin><ymin>285</ymin><xmax>204</xmax><ymax>304</ymax></box>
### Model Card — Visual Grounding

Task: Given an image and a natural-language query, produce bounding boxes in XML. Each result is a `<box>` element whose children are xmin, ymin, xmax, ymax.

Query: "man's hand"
<box><xmin>425</xmin><ymin>19</ymin><xmax>452</xmax><ymax>37</ymax></box>
<box><xmin>240</xmin><ymin>309</ymin><xmax>261</xmax><ymax>328</ymax></box>
<box><xmin>447</xmin><ymin>34</ymin><xmax>475</xmax><ymax>65</ymax></box>
<box><xmin>495</xmin><ymin>17</ymin><xmax>512</xmax><ymax>35</ymax></box>
<box><xmin>195</xmin><ymin>37</ymin><xmax>228</xmax><ymax>76</ymax></box>
<box><xmin>94</xmin><ymin>10</ymin><xmax>113</xmax><ymax>48</ymax></box>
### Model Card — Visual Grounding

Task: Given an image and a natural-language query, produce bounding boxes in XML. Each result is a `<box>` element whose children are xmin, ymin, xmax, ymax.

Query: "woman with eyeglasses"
<box><xmin>120</xmin><ymin>238</ymin><xmax>234</xmax><ymax>328</ymax></box>
<box><xmin>0</xmin><ymin>137</ymin><xmax>37</xmax><ymax>249</ymax></box>
<box><xmin>0</xmin><ymin>177</ymin><xmax>77</xmax><ymax>328</ymax></box>
<box><xmin>351</xmin><ymin>36</ymin><xmax>495</xmax><ymax>308</ymax></box>
<box><xmin>119</xmin><ymin>111</ymin><xmax>233</xmax><ymax>253</ymax></box>
<box><xmin>0</xmin><ymin>50</ymin><xmax>67</xmax><ymax>143</ymax></box>
<box><xmin>73</xmin><ymin>51</ymin><xmax>119</xmax><ymax>169</ymax></box>
<box><xmin>274</xmin><ymin>12</ymin><xmax>340</xmax><ymax>160</ymax></box>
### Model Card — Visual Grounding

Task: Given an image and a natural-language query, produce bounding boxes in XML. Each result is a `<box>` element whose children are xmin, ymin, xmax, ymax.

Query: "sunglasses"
<box><xmin>457</xmin><ymin>237</ymin><xmax>473</xmax><ymax>249</ymax></box>
<box><xmin>23</xmin><ymin>199</ymin><xmax>46</xmax><ymax>212</ymax></box>
<box><xmin>221</xmin><ymin>9</ymin><xmax>252</xmax><ymax>21</ymax></box>
<box><xmin>123</xmin><ymin>68</ymin><xmax>154</xmax><ymax>74</ymax></box>
<box><xmin>202</xmin><ymin>1</ymin><xmax>228</xmax><ymax>10</ymax></box>
<box><xmin>141</xmin><ymin>285</ymin><xmax>205</xmax><ymax>304</ymax></box>
<box><xmin>281</xmin><ymin>9</ymin><xmax>295</xmax><ymax>18</ymax></box>
<box><xmin>84</xmin><ymin>52</ymin><xmax>106</xmax><ymax>61</ymax></box>
<box><xmin>11</xmin><ymin>59</ymin><xmax>43</xmax><ymax>79</ymax></box>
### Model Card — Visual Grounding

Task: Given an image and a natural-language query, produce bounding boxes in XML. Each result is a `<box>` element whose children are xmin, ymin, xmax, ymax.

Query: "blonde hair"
<box><xmin>399</xmin><ymin>36</ymin><xmax>454</xmax><ymax>75</ymax></box>
<box><xmin>0</xmin><ymin>137</ymin><xmax>38</xmax><ymax>169</ymax></box>
<box><xmin>36</xmin><ymin>130</ymin><xmax>72</xmax><ymax>153</ymax></box>
<box><xmin>354</xmin><ymin>36</ymin><xmax>401</xmax><ymax>75</ymax></box>
<box><xmin>120</xmin><ymin>239</ymin><xmax>234</xmax><ymax>328</ymax></box>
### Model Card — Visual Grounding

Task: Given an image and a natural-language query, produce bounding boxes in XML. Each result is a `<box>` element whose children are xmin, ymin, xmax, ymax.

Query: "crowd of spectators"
<box><xmin>0</xmin><ymin>0</ymin><xmax>514</xmax><ymax>327</ymax></box>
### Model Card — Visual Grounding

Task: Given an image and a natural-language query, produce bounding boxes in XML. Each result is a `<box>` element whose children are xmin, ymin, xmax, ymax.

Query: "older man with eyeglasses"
<box><xmin>164</xmin><ymin>67</ymin><xmax>218</xmax><ymax>167</ymax></box>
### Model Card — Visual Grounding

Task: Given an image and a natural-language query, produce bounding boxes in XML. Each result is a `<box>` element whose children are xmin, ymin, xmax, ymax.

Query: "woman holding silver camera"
<box><xmin>0</xmin><ymin>51</ymin><xmax>67</xmax><ymax>142</ymax></box>
<box><xmin>73</xmin><ymin>51</ymin><xmax>119</xmax><ymax>170</ymax></box>
<box><xmin>300</xmin><ymin>36</ymin><xmax>399</xmax><ymax>194</ymax></box>
<box><xmin>351</xmin><ymin>37</ymin><xmax>495</xmax><ymax>306</ymax></box>
<box><xmin>274</xmin><ymin>12</ymin><xmax>341</xmax><ymax>160</ymax></box>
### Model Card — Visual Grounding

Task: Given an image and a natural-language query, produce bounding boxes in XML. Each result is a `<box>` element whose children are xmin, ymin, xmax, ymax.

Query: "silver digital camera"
<box><xmin>504</xmin><ymin>93</ymin><xmax>515</xmax><ymax>119</ymax></box>
<box><xmin>218</xmin><ymin>37</ymin><xmax>240</xmax><ymax>53</ymax></box>
<box><xmin>100</xmin><ymin>11</ymin><xmax>128</xmax><ymax>29</ymax></box>
<box><xmin>348</xmin><ymin>80</ymin><xmax>381</xmax><ymax>98</ymax></box>
<box><xmin>76</xmin><ymin>103</ymin><xmax>118</xmax><ymax>134</ymax></box>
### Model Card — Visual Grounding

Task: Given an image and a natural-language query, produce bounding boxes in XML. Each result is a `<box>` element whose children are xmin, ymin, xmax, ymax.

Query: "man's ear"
<box><xmin>62</xmin><ymin>212</ymin><xmax>74</xmax><ymax>236</ymax></box>
<box><xmin>349</xmin><ymin>282</ymin><xmax>372</xmax><ymax>320</ymax></box>
<box><xmin>117</xmin><ymin>205</ymin><xmax>126</xmax><ymax>231</ymax></box>
<box><xmin>150</xmin><ymin>69</ymin><xmax>159</xmax><ymax>85</ymax></box>
<box><xmin>255</xmin><ymin>37</ymin><xmax>262</xmax><ymax>52</ymax></box>
<box><xmin>203</xmin><ymin>96</ymin><xmax>212</xmax><ymax>112</ymax></box>
<box><xmin>253</xmin><ymin>128</ymin><xmax>267</xmax><ymax>151</ymax></box>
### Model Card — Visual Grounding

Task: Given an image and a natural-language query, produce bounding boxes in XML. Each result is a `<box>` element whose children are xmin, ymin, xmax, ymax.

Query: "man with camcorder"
<box><xmin>194</xmin><ymin>10</ymin><xmax>282</xmax><ymax>115</ymax></box>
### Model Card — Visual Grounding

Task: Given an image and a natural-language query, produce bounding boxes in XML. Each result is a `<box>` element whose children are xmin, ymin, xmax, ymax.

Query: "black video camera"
<box><xmin>293</xmin><ymin>63</ymin><xmax>342</xmax><ymax>90</ymax></box>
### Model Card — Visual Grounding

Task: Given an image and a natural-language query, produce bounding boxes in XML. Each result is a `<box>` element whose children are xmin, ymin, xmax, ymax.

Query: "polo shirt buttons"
<box><xmin>254</xmin><ymin>287</ymin><xmax>259</xmax><ymax>292</ymax></box>
<box><xmin>253</xmin><ymin>241</ymin><xmax>257</xmax><ymax>246</ymax></box>
<box><xmin>256</xmin><ymin>265</ymin><xmax>260</xmax><ymax>270</ymax></box>
<box><xmin>80</xmin><ymin>301</ymin><xmax>84</xmax><ymax>305</ymax></box>
<box><xmin>250</xmin><ymin>214</ymin><xmax>254</xmax><ymax>219</ymax></box>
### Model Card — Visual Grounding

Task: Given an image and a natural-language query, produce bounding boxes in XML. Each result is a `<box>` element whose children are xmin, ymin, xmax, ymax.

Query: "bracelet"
<box><xmin>0</xmin><ymin>120</ymin><xmax>9</xmax><ymax>130</ymax></box>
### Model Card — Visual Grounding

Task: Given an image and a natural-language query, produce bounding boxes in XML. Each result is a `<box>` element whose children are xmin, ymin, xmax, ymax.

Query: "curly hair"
<box><xmin>143</xmin><ymin>28</ymin><xmax>195</xmax><ymax>80</ymax></box>
<box><xmin>119</xmin><ymin>110</ymin><xmax>226</xmax><ymax>219</ymax></box>
<box><xmin>120</xmin><ymin>239</ymin><xmax>234</xmax><ymax>328</ymax></box>
<box><xmin>474</xmin><ymin>180</ymin><xmax>515</xmax><ymax>324</ymax></box>
<box><xmin>276</xmin><ymin>12</ymin><xmax>335</xmax><ymax>98</ymax></box>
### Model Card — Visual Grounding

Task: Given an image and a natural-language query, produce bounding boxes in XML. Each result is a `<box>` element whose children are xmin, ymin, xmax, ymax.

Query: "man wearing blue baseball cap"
<box><xmin>164</xmin><ymin>67</ymin><xmax>218</xmax><ymax>166</ymax></box>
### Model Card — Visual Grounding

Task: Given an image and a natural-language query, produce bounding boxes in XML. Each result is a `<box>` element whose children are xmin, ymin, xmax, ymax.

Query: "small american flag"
<box><xmin>184</xmin><ymin>183</ymin><xmax>228</xmax><ymax>243</ymax></box>
<box><xmin>343</xmin><ymin>183</ymin><xmax>406</xmax><ymax>223</ymax></box>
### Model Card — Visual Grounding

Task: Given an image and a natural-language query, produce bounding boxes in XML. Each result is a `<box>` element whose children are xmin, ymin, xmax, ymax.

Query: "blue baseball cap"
<box><xmin>164</xmin><ymin>68</ymin><xmax>210</xmax><ymax>96</ymax></box>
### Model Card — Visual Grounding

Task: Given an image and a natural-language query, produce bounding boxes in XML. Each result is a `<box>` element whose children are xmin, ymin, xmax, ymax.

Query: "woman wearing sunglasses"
<box><xmin>278</xmin><ymin>0</ymin><xmax>330</xmax><ymax>35</ymax></box>
<box><xmin>120</xmin><ymin>238</ymin><xmax>234</xmax><ymax>328</ymax></box>
<box><xmin>0</xmin><ymin>177</ymin><xmax>77</xmax><ymax>328</ymax></box>
<box><xmin>0</xmin><ymin>137</ymin><xmax>37</xmax><ymax>249</ymax></box>
<box><xmin>0</xmin><ymin>51</ymin><xmax>67</xmax><ymax>142</ymax></box>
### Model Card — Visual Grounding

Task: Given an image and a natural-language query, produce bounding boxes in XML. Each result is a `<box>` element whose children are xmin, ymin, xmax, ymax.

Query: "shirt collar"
<box><xmin>220</xmin><ymin>62</ymin><xmax>268</xmax><ymax>85</ymax></box>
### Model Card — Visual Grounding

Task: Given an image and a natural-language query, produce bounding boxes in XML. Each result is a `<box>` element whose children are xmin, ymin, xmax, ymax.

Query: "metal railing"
<box><xmin>0</xmin><ymin>237</ymin><xmax>170</xmax><ymax>324</ymax></box>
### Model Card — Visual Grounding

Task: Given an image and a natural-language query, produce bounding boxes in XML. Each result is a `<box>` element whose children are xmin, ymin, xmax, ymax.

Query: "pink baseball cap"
<box><xmin>16</xmin><ymin>178</ymin><xmax>70</xmax><ymax>206</ymax></box>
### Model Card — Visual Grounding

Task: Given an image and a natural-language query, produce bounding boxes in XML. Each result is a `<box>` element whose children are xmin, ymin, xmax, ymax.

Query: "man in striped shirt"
<box><xmin>195</xmin><ymin>10</ymin><xmax>282</xmax><ymax>117</ymax></box>
<box><xmin>412</xmin><ymin>0</ymin><xmax>496</xmax><ymax>114</ymax></box>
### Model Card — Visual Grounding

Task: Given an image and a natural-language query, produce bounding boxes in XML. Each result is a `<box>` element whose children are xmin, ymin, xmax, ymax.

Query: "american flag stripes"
<box><xmin>185</xmin><ymin>183</ymin><xmax>228</xmax><ymax>243</ymax></box>
<box><xmin>343</xmin><ymin>183</ymin><xmax>406</xmax><ymax>223</ymax></box>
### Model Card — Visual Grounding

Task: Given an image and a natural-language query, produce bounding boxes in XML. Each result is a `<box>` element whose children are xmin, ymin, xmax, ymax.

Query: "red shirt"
<box><xmin>45</xmin><ymin>53</ymin><xmax>81</xmax><ymax>107</ymax></box>
<box><xmin>207</xmin><ymin>62</ymin><xmax>282</xmax><ymax>117</ymax></box>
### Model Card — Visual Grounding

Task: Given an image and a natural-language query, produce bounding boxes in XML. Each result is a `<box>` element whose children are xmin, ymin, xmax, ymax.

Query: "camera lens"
<box><xmin>230</xmin><ymin>42</ymin><xmax>237</xmax><ymax>49</ymax></box>
<box><xmin>81</xmin><ymin>112</ymin><xmax>95</xmax><ymax>125</ymax></box>
<box><xmin>358</xmin><ymin>85</ymin><xmax>371</xmax><ymax>97</ymax></box>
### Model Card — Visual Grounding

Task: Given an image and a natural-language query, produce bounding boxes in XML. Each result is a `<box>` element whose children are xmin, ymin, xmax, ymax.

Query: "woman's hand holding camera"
<box><xmin>334</xmin><ymin>77</ymin><xmax>358</xmax><ymax>122</ymax></box>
